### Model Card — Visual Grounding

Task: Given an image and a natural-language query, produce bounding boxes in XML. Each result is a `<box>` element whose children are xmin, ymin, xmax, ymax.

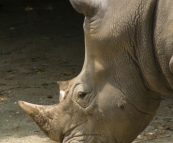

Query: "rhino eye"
<box><xmin>78</xmin><ymin>92</ymin><xmax>87</xmax><ymax>98</ymax></box>
<box><xmin>76</xmin><ymin>92</ymin><xmax>91</xmax><ymax>107</ymax></box>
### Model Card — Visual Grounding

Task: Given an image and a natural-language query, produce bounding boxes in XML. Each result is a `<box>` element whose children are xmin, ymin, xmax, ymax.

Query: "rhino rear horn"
<box><xmin>69</xmin><ymin>0</ymin><xmax>107</xmax><ymax>17</ymax></box>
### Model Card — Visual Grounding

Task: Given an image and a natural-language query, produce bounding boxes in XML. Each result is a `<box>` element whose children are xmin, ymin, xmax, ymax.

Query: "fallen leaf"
<box><xmin>144</xmin><ymin>132</ymin><xmax>157</xmax><ymax>139</ymax></box>
<box><xmin>25</xmin><ymin>6</ymin><xmax>34</xmax><ymax>11</ymax></box>
<box><xmin>0</xmin><ymin>97</ymin><xmax>6</xmax><ymax>101</ymax></box>
<box><xmin>61</xmin><ymin>71</ymin><xmax>74</xmax><ymax>76</ymax></box>
<box><xmin>37</xmin><ymin>71</ymin><xmax>43</xmax><ymax>74</ymax></box>
<box><xmin>157</xmin><ymin>125</ymin><xmax>170</xmax><ymax>130</ymax></box>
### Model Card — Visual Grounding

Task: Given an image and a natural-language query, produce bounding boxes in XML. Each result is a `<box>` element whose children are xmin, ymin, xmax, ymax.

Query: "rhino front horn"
<box><xmin>18</xmin><ymin>101</ymin><xmax>62</xmax><ymax>142</ymax></box>
<box><xmin>18</xmin><ymin>101</ymin><xmax>48</xmax><ymax>131</ymax></box>
<box><xmin>18</xmin><ymin>101</ymin><xmax>49</xmax><ymax>127</ymax></box>
<box><xmin>18</xmin><ymin>101</ymin><xmax>40</xmax><ymax>116</ymax></box>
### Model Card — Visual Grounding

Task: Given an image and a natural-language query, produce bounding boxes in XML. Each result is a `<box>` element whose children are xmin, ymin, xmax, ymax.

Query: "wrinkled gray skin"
<box><xmin>18</xmin><ymin>0</ymin><xmax>173</xmax><ymax>143</ymax></box>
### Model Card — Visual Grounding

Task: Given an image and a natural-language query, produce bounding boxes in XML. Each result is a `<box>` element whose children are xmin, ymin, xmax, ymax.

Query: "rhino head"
<box><xmin>18</xmin><ymin>0</ymin><xmax>173</xmax><ymax>142</ymax></box>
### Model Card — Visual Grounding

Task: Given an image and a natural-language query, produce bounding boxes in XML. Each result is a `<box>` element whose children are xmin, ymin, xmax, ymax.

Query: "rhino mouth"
<box><xmin>62</xmin><ymin>134</ymin><xmax>109</xmax><ymax>143</ymax></box>
<box><xmin>62</xmin><ymin>122</ymin><xmax>109</xmax><ymax>143</ymax></box>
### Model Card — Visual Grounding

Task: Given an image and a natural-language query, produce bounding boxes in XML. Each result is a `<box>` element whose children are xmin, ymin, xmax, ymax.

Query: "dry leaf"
<box><xmin>157</xmin><ymin>125</ymin><xmax>170</xmax><ymax>130</ymax></box>
<box><xmin>62</xmin><ymin>71</ymin><xmax>73</xmax><ymax>76</ymax></box>
<box><xmin>144</xmin><ymin>132</ymin><xmax>157</xmax><ymax>139</ymax></box>
<box><xmin>25</xmin><ymin>6</ymin><xmax>34</xmax><ymax>11</ymax></box>
<box><xmin>0</xmin><ymin>97</ymin><xmax>6</xmax><ymax>101</ymax></box>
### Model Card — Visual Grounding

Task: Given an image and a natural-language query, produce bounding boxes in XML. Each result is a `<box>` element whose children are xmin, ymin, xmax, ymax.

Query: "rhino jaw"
<box><xmin>18</xmin><ymin>101</ymin><xmax>63</xmax><ymax>142</ymax></box>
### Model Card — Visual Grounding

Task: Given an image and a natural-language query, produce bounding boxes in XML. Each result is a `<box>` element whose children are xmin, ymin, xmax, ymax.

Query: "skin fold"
<box><xmin>18</xmin><ymin>0</ymin><xmax>173</xmax><ymax>142</ymax></box>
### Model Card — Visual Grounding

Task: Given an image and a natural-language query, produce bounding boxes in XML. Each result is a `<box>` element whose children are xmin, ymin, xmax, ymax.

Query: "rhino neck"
<box><xmin>154</xmin><ymin>0</ymin><xmax>173</xmax><ymax>94</ymax></box>
<box><xmin>135</xmin><ymin>0</ymin><xmax>173</xmax><ymax>95</ymax></box>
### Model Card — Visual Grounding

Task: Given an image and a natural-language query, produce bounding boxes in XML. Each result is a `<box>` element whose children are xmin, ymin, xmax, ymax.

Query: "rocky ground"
<box><xmin>0</xmin><ymin>0</ymin><xmax>173</xmax><ymax>143</ymax></box>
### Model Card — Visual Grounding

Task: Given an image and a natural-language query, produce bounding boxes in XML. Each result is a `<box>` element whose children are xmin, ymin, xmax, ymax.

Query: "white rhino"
<box><xmin>18</xmin><ymin>0</ymin><xmax>173</xmax><ymax>142</ymax></box>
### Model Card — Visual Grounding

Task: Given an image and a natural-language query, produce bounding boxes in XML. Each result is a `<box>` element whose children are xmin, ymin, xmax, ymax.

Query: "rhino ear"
<box><xmin>57</xmin><ymin>78</ymin><xmax>75</xmax><ymax>102</ymax></box>
<box><xmin>69</xmin><ymin>0</ymin><xmax>107</xmax><ymax>17</ymax></box>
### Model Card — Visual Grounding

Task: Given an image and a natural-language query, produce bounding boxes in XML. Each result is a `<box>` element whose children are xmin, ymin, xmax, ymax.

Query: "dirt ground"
<box><xmin>0</xmin><ymin>1</ymin><xmax>173</xmax><ymax>143</ymax></box>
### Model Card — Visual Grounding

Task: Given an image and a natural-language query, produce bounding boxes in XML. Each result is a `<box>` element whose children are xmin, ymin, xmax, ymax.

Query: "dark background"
<box><xmin>0</xmin><ymin>0</ymin><xmax>85</xmax><ymax>81</ymax></box>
